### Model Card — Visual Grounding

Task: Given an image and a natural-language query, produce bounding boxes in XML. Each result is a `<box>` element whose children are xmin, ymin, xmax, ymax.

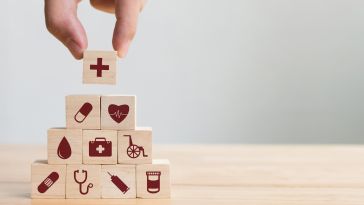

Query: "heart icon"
<box><xmin>108</xmin><ymin>104</ymin><xmax>129</xmax><ymax>123</ymax></box>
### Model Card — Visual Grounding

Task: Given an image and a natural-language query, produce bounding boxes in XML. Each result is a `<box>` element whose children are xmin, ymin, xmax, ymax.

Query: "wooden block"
<box><xmin>66</xmin><ymin>164</ymin><xmax>101</xmax><ymax>198</ymax></box>
<box><xmin>31</xmin><ymin>160</ymin><xmax>66</xmax><ymax>198</ymax></box>
<box><xmin>118</xmin><ymin>127</ymin><xmax>152</xmax><ymax>164</ymax></box>
<box><xmin>66</xmin><ymin>95</ymin><xmax>101</xmax><ymax>129</ymax></box>
<box><xmin>101</xmin><ymin>95</ymin><xmax>136</xmax><ymax>130</ymax></box>
<box><xmin>101</xmin><ymin>165</ymin><xmax>136</xmax><ymax>198</ymax></box>
<box><xmin>47</xmin><ymin>128</ymin><xmax>82</xmax><ymax>164</ymax></box>
<box><xmin>83</xmin><ymin>129</ymin><xmax>117</xmax><ymax>164</ymax></box>
<box><xmin>83</xmin><ymin>50</ymin><xmax>117</xmax><ymax>84</ymax></box>
<box><xmin>136</xmin><ymin>159</ymin><xmax>171</xmax><ymax>198</ymax></box>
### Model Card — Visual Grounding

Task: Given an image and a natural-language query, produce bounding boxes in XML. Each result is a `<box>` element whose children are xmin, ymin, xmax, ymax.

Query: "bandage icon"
<box><xmin>37</xmin><ymin>172</ymin><xmax>59</xmax><ymax>193</ymax></box>
<box><xmin>74</xmin><ymin>102</ymin><xmax>93</xmax><ymax>123</ymax></box>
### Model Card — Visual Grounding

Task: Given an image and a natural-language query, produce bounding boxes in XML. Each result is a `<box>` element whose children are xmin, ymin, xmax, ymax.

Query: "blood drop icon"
<box><xmin>57</xmin><ymin>137</ymin><xmax>72</xmax><ymax>159</ymax></box>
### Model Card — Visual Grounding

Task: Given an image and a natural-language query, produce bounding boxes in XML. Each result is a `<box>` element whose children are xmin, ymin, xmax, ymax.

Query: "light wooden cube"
<box><xmin>66</xmin><ymin>164</ymin><xmax>101</xmax><ymax>198</ymax></box>
<box><xmin>31</xmin><ymin>160</ymin><xmax>66</xmax><ymax>198</ymax></box>
<box><xmin>101</xmin><ymin>165</ymin><xmax>136</xmax><ymax>198</ymax></box>
<box><xmin>48</xmin><ymin>128</ymin><xmax>82</xmax><ymax>164</ymax></box>
<box><xmin>118</xmin><ymin>127</ymin><xmax>152</xmax><ymax>164</ymax></box>
<box><xmin>83</xmin><ymin>130</ymin><xmax>117</xmax><ymax>164</ymax></box>
<box><xmin>101</xmin><ymin>95</ymin><xmax>136</xmax><ymax>130</ymax></box>
<box><xmin>136</xmin><ymin>159</ymin><xmax>171</xmax><ymax>198</ymax></box>
<box><xmin>83</xmin><ymin>50</ymin><xmax>117</xmax><ymax>84</ymax></box>
<box><xmin>66</xmin><ymin>95</ymin><xmax>101</xmax><ymax>129</ymax></box>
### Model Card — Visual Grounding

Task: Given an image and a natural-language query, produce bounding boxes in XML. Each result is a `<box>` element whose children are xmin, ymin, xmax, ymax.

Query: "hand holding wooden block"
<box><xmin>31</xmin><ymin>160</ymin><xmax>66</xmax><ymax>198</ymax></box>
<box><xmin>83</xmin><ymin>50</ymin><xmax>117</xmax><ymax>84</ymax></box>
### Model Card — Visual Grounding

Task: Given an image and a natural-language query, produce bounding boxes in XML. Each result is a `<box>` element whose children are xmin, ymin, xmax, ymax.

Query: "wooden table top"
<box><xmin>1</xmin><ymin>144</ymin><xmax>364</xmax><ymax>205</ymax></box>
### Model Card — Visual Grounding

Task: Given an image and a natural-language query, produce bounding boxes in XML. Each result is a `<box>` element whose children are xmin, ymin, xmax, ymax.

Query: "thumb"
<box><xmin>112</xmin><ymin>0</ymin><xmax>141</xmax><ymax>58</ymax></box>
<box><xmin>45</xmin><ymin>0</ymin><xmax>87</xmax><ymax>59</ymax></box>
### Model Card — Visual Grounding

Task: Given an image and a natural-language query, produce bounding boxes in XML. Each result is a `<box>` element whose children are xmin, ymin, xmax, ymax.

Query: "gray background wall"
<box><xmin>0</xmin><ymin>0</ymin><xmax>363</xmax><ymax>144</ymax></box>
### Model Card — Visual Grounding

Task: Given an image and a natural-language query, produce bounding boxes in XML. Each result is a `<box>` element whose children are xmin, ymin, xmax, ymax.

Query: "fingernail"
<box><xmin>117</xmin><ymin>41</ymin><xmax>131</xmax><ymax>58</ymax></box>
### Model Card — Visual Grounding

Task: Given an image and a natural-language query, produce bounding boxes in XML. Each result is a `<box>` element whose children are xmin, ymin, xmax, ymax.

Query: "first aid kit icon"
<box><xmin>89</xmin><ymin>137</ymin><xmax>112</xmax><ymax>157</ymax></box>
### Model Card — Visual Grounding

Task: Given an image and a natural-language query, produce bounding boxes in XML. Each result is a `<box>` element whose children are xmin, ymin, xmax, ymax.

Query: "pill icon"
<box><xmin>37</xmin><ymin>172</ymin><xmax>59</xmax><ymax>193</ymax></box>
<box><xmin>74</xmin><ymin>102</ymin><xmax>93</xmax><ymax>123</ymax></box>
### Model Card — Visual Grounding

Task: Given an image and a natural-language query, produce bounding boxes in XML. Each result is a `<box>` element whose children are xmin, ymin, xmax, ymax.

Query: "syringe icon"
<box><xmin>107</xmin><ymin>172</ymin><xmax>130</xmax><ymax>194</ymax></box>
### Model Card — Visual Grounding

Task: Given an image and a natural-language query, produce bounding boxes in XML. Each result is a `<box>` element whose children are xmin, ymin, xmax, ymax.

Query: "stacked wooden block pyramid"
<box><xmin>31</xmin><ymin>51</ymin><xmax>171</xmax><ymax>199</ymax></box>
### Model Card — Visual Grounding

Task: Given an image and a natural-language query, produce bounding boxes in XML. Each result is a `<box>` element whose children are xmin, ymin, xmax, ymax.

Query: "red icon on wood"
<box><xmin>74</xmin><ymin>102</ymin><xmax>93</xmax><ymax>123</ymax></box>
<box><xmin>124</xmin><ymin>135</ymin><xmax>148</xmax><ymax>158</ymax></box>
<box><xmin>108</xmin><ymin>104</ymin><xmax>129</xmax><ymax>123</ymax></box>
<box><xmin>90</xmin><ymin>58</ymin><xmax>109</xmax><ymax>77</ymax></box>
<box><xmin>107</xmin><ymin>172</ymin><xmax>130</xmax><ymax>194</ymax></box>
<box><xmin>146</xmin><ymin>171</ymin><xmax>161</xmax><ymax>194</ymax></box>
<box><xmin>74</xmin><ymin>169</ymin><xmax>93</xmax><ymax>195</ymax></box>
<box><xmin>57</xmin><ymin>136</ymin><xmax>71</xmax><ymax>159</ymax></box>
<box><xmin>89</xmin><ymin>137</ymin><xmax>112</xmax><ymax>157</ymax></box>
<box><xmin>37</xmin><ymin>171</ymin><xmax>59</xmax><ymax>193</ymax></box>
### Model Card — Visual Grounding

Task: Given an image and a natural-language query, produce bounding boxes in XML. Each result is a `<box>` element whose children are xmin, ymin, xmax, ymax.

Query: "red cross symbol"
<box><xmin>90</xmin><ymin>58</ymin><xmax>109</xmax><ymax>77</ymax></box>
<box><xmin>96</xmin><ymin>145</ymin><xmax>105</xmax><ymax>154</ymax></box>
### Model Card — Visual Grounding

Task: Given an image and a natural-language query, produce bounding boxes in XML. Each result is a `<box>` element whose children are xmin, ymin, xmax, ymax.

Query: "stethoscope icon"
<box><xmin>74</xmin><ymin>169</ymin><xmax>93</xmax><ymax>195</ymax></box>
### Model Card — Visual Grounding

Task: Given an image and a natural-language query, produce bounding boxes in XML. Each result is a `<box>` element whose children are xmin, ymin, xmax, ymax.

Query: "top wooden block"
<box><xmin>83</xmin><ymin>50</ymin><xmax>117</xmax><ymax>85</ymax></box>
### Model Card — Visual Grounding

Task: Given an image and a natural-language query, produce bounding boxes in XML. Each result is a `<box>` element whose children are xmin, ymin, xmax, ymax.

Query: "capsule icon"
<box><xmin>37</xmin><ymin>172</ymin><xmax>59</xmax><ymax>193</ymax></box>
<box><xmin>74</xmin><ymin>102</ymin><xmax>93</xmax><ymax>123</ymax></box>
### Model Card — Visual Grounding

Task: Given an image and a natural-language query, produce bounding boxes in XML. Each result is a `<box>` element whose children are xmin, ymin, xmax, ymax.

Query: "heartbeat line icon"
<box><xmin>110</xmin><ymin>110</ymin><xmax>127</xmax><ymax>119</ymax></box>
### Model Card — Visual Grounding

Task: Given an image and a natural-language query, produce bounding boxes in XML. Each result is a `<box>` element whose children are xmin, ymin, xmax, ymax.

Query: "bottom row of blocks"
<box><xmin>31</xmin><ymin>159</ymin><xmax>170</xmax><ymax>199</ymax></box>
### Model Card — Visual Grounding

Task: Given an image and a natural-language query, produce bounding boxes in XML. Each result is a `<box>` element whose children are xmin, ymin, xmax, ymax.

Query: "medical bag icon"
<box><xmin>89</xmin><ymin>137</ymin><xmax>112</xmax><ymax>157</ymax></box>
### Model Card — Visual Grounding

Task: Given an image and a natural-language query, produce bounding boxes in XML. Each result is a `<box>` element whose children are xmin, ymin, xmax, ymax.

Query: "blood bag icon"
<box><xmin>74</xmin><ymin>102</ymin><xmax>93</xmax><ymax>123</ymax></box>
<box><xmin>146</xmin><ymin>171</ymin><xmax>161</xmax><ymax>194</ymax></box>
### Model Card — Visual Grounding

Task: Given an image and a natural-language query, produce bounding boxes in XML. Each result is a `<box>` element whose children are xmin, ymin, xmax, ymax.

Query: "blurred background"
<box><xmin>0</xmin><ymin>0</ymin><xmax>363</xmax><ymax>144</ymax></box>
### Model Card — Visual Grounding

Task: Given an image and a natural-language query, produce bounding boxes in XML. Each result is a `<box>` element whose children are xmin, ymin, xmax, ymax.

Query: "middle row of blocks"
<box><xmin>48</xmin><ymin>127</ymin><xmax>152</xmax><ymax>165</ymax></box>
<box><xmin>66</xmin><ymin>95</ymin><xmax>136</xmax><ymax>130</ymax></box>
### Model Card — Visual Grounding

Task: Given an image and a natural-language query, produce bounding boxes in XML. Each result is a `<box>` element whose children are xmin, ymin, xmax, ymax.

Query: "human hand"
<box><xmin>44</xmin><ymin>0</ymin><xmax>146</xmax><ymax>59</ymax></box>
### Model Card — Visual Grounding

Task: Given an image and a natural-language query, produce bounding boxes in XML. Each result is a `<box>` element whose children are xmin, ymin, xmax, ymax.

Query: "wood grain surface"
<box><xmin>1</xmin><ymin>144</ymin><xmax>364</xmax><ymax>205</ymax></box>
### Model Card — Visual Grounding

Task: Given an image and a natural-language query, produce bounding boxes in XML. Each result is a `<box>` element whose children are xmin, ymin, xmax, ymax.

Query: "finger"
<box><xmin>112</xmin><ymin>0</ymin><xmax>142</xmax><ymax>58</ymax></box>
<box><xmin>90</xmin><ymin>0</ymin><xmax>146</xmax><ymax>13</ymax></box>
<box><xmin>90</xmin><ymin>0</ymin><xmax>115</xmax><ymax>13</ymax></box>
<box><xmin>44</xmin><ymin>0</ymin><xmax>88</xmax><ymax>59</ymax></box>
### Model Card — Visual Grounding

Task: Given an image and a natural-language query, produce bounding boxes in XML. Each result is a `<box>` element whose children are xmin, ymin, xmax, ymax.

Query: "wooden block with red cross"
<box><xmin>83</xmin><ymin>50</ymin><xmax>117</xmax><ymax>84</ymax></box>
